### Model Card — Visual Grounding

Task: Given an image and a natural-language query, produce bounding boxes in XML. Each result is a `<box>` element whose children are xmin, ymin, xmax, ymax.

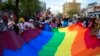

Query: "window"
<box><xmin>99</xmin><ymin>14</ymin><xmax>100</xmax><ymax>18</ymax></box>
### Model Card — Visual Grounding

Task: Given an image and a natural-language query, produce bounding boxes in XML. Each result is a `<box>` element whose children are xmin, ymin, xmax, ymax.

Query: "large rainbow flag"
<box><xmin>0</xmin><ymin>22</ymin><xmax>100</xmax><ymax>56</ymax></box>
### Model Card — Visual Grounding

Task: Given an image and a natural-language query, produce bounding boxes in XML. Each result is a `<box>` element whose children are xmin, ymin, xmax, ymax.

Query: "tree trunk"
<box><xmin>15</xmin><ymin>0</ymin><xmax>19</xmax><ymax>23</ymax></box>
<box><xmin>15</xmin><ymin>0</ymin><xmax>19</xmax><ymax>18</ymax></box>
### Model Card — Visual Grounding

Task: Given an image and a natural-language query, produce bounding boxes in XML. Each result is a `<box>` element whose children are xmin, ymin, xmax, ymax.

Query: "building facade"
<box><xmin>88</xmin><ymin>3</ymin><xmax>100</xmax><ymax>18</ymax></box>
<box><xmin>79</xmin><ymin>2</ymin><xmax>100</xmax><ymax>18</ymax></box>
<box><xmin>63</xmin><ymin>0</ymin><xmax>80</xmax><ymax>16</ymax></box>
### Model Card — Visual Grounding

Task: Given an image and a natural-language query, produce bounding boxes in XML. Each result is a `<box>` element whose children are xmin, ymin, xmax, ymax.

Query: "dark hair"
<box><xmin>69</xmin><ymin>19</ymin><xmax>73</xmax><ymax>22</ymax></box>
<box><xmin>51</xmin><ymin>19</ymin><xmax>56</xmax><ymax>23</ymax></box>
<box><xmin>90</xmin><ymin>17</ymin><xmax>97</xmax><ymax>29</ymax></box>
<box><xmin>13</xmin><ymin>25</ymin><xmax>19</xmax><ymax>34</ymax></box>
<box><xmin>24</xmin><ymin>16</ymin><xmax>29</xmax><ymax>22</ymax></box>
<box><xmin>78</xmin><ymin>17</ymin><xmax>85</xmax><ymax>22</ymax></box>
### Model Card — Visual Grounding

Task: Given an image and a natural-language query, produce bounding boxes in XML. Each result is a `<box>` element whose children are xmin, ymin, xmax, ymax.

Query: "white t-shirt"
<box><xmin>68</xmin><ymin>22</ymin><xmax>73</xmax><ymax>26</ymax></box>
<box><xmin>29</xmin><ymin>23</ymin><xmax>34</xmax><ymax>29</ymax></box>
<box><xmin>17</xmin><ymin>23</ymin><xmax>24</xmax><ymax>30</ymax></box>
<box><xmin>73</xmin><ymin>20</ymin><xmax>77</xmax><ymax>24</ymax></box>
<box><xmin>8</xmin><ymin>21</ymin><xmax>15</xmax><ymax>28</ymax></box>
<box><xmin>82</xmin><ymin>21</ymin><xmax>86</xmax><ymax>27</ymax></box>
<box><xmin>45</xmin><ymin>20</ymin><xmax>49</xmax><ymax>23</ymax></box>
<box><xmin>0</xmin><ymin>19</ymin><xmax>3</xmax><ymax>23</ymax></box>
<box><xmin>61</xmin><ymin>21</ymin><xmax>64</xmax><ymax>25</ymax></box>
<box><xmin>24</xmin><ymin>22</ymin><xmax>34</xmax><ymax>29</ymax></box>
<box><xmin>98</xmin><ymin>30</ymin><xmax>100</xmax><ymax>35</ymax></box>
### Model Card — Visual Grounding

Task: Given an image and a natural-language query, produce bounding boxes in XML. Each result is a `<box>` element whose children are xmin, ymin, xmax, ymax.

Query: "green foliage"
<box><xmin>0</xmin><ymin>3</ymin><xmax>2</xmax><ymax>9</ymax></box>
<box><xmin>57</xmin><ymin>13</ymin><xmax>63</xmax><ymax>19</ymax></box>
<box><xmin>0</xmin><ymin>0</ymin><xmax>16</xmax><ymax>11</ymax></box>
<box><xmin>19</xmin><ymin>0</ymin><xmax>41</xmax><ymax>17</ymax></box>
<box><xmin>67</xmin><ymin>8</ymin><xmax>79</xmax><ymax>18</ymax></box>
<box><xmin>0</xmin><ymin>0</ymin><xmax>41</xmax><ymax>18</ymax></box>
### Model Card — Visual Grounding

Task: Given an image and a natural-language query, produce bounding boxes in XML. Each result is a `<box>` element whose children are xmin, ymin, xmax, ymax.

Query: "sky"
<box><xmin>40</xmin><ymin>0</ymin><xmax>100</xmax><ymax>13</ymax></box>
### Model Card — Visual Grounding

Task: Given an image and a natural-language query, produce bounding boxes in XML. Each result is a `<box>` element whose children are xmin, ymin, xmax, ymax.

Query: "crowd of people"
<box><xmin>0</xmin><ymin>11</ymin><xmax>100</xmax><ymax>39</ymax></box>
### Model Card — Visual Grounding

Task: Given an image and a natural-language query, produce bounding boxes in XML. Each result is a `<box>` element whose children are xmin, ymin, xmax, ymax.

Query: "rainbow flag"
<box><xmin>0</xmin><ymin>22</ymin><xmax>100</xmax><ymax>56</ymax></box>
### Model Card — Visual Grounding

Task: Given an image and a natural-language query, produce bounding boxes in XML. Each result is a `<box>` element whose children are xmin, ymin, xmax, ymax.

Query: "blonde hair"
<box><xmin>19</xmin><ymin>17</ymin><xmax>25</xmax><ymax>23</ymax></box>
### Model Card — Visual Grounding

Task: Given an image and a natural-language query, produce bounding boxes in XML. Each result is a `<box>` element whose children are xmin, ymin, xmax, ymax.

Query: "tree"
<box><xmin>1</xmin><ymin>0</ymin><xmax>15</xmax><ymax>11</ymax></box>
<box><xmin>0</xmin><ymin>0</ymin><xmax>41</xmax><ymax>18</ymax></box>
<box><xmin>19</xmin><ymin>0</ymin><xmax>41</xmax><ymax>18</ymax></box>
<box><xmin>0</xmin><ymin>2</ymin><xmax>2</xmax><ymax>9</ymax></box>
<box><xmin>67</xmin><ymin>8</ymin><xmax>79</xmax><ymax>18</ymax></box>
<box><xmin>57</xmin><ymin>13</ymin><xmax>63</xmax><ymax>19</ymax></box>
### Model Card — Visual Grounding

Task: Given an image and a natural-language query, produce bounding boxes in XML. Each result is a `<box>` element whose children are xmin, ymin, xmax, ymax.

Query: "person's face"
<box><xmin>4</xmin><ymin>12</ymin><xmax>7</xmax><ymax>15</ymax></box>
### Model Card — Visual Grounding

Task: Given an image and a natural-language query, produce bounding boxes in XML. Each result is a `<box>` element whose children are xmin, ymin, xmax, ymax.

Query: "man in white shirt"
<box><xmin>24</xmin><ymin>21</ymin><xmax>34</xmax><ymax>30</ymax></box>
